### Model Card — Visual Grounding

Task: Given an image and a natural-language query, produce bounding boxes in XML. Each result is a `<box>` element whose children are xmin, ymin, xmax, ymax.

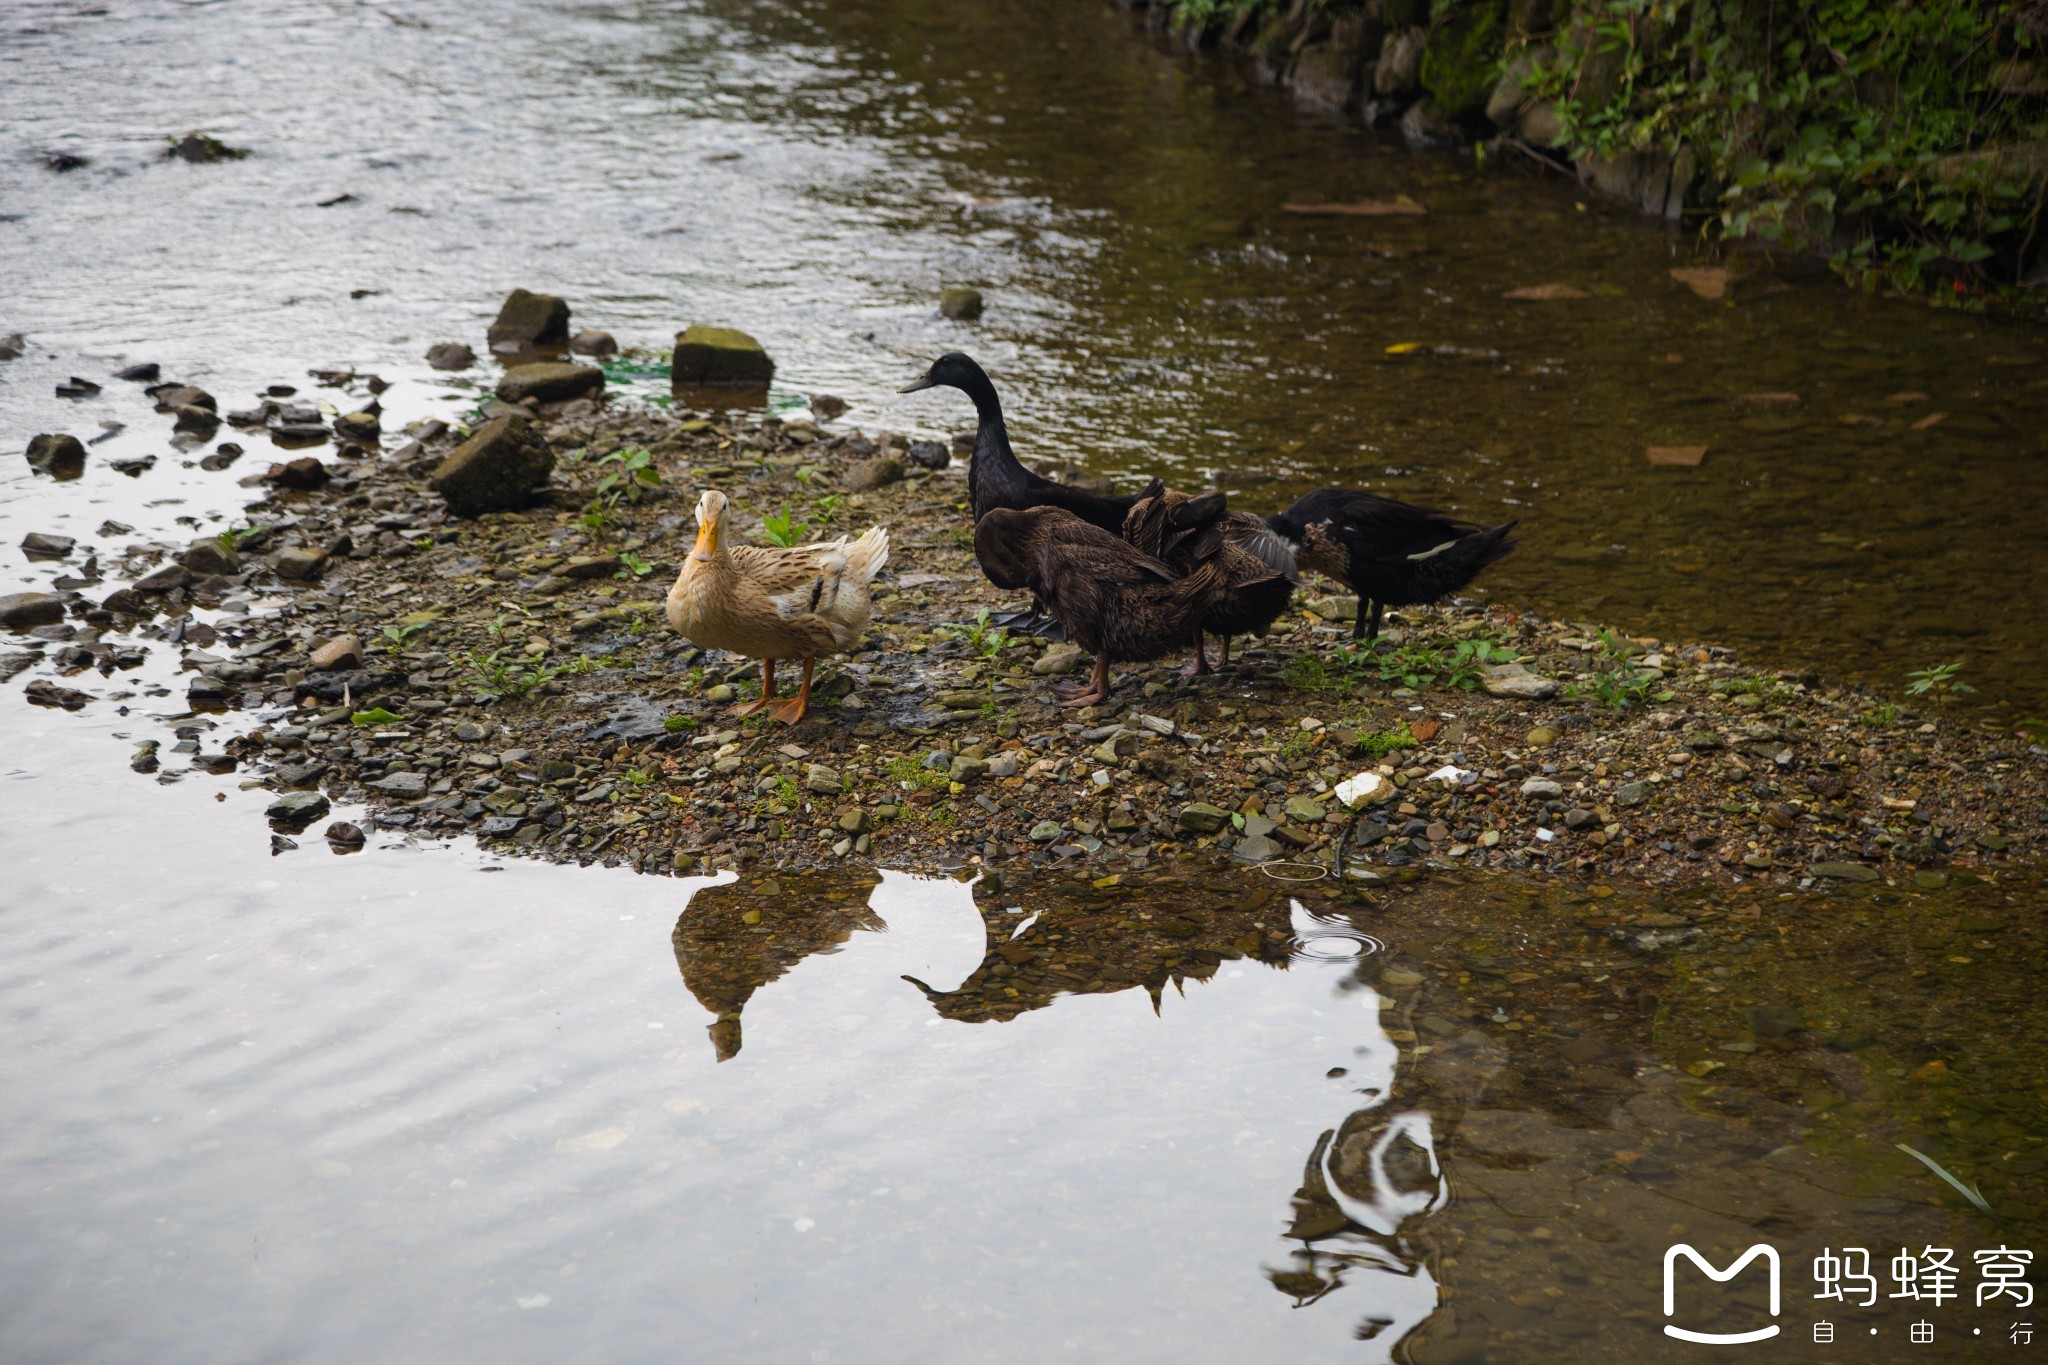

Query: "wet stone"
<box><xmin>0</xmin><ymin>592</ymin><xmax>67</xmax><ymax>631</ymax></box>
<box><xmin>495</xmin><ymin>362</ymin><xmax>603</xmax><ymax>405</ymax></box>
<box><xmin>1178</xmin><ymin>803</ymin><xmax>1231</xmax><ymax>834</ymax></box>
<box><xmin>181</xmin><ymin>539</ymin><xmax>240</xmax><ymax>575</ymax></box>
<box><xmin>274</xmin><ymin>547</ymin><xmax>329</xmax><ymax>581</ymax></box>
<box><xmin>25</xmin><ymin>434</ymin><xmax>87</xmax><ymax>478</ymax></box>
<box><xmin>368</xmin><ymin>772</ymin><xmax>429</xmax><ymax>797</ymax></box>
<box><xmin>266</xmin><ymin>791</ymin><xmax>330</xmax><ymax>822</ymax></box>
<box><xmin>24</xmin><ymin>679</ymin><xmax>90</xmax><ymax>710</ymax></box>
<box><xmin>1519</xmin><ymin>777</ymin><xmax>1563</xmax><ymax>799</ymax></box>
<box><xmin>487</xmin><ymin>289</ymin><xmax>571</xmax><ymax>352</ymax></box>
<box><xmin>20</xmin><ymin>532</ymin><xmax>75</xmax><ymax>559</ymax></box>
<box><xmin>1809</xmin><ymin>860</ymin><xmax>1881</xmax><ymax>882</ymax></box>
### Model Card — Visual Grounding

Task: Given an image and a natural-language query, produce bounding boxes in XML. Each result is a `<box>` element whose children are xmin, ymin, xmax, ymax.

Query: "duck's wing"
<box><xmin>726</xmin><ymin>540</ymin><xmax>846</xmax><ymax>595</ymax></box>
<box><xmin>1224</xmin><ymin>511</ymin><xmax>1301</xmax><ymax>582</ymax></box>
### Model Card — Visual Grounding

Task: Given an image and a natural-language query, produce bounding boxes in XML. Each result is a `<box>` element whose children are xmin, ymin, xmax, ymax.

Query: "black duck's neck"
<box><xmin>956</xmin><ymin>367</ymin><xmax>1016</xmax><ymax>470</ymax></box>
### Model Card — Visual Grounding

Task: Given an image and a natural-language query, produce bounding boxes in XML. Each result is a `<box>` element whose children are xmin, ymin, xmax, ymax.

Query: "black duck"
<box><xmin>973</xmin><ymin>505</ymin><xmax>1232</xmax><ymax>708</ymax></box>
<box><xmin>1265</xmin><ymin>489</ymin><xmax>1518</xmax><ymax>642</ymax></box>
<box><xmin>1123</xmin><ymin>480</ymin><xmax>1297</xmax><ymax>673</ymax></box>
<box><xmin>901</xmin><ymin>352</ymin><xmax>1137</xmax><ymax>635</ymax></box>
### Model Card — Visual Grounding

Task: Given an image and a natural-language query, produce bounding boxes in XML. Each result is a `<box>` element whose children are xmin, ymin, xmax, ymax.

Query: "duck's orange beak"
<box><xmin>691</xmin><ymin>503</ymin><xmax>721</xmax><ymax>562</ymax></box>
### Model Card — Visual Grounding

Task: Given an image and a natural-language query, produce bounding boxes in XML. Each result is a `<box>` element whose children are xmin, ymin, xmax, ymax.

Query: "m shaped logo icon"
<box><xmin>1663</xmin><ymin>1243</ymin><xmax>1782</xmax><ymax>1344</ymax></box>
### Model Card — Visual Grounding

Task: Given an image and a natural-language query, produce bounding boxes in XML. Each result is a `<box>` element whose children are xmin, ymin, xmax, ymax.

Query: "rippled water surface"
<box><xmin>4</xmin><ymin>1</ymin><xmax>2047</xmax><ymax>1361</ymax></box>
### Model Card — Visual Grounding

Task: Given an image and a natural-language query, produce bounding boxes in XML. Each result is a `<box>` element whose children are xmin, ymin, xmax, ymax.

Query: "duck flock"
<box><xmin>667</xmin><ymin>352</ymin><xmax>1518</xmax><ymax>723</ymax></box>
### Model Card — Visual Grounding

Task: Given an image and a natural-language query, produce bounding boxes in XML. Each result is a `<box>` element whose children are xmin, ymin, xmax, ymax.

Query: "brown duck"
<box><xmin>664</xmin><ymin>489</ymin><xmax>890</xmax><ymax>724</ymax></box>
<box><xmin>973</xmin><ymin>504</ymin><xmax>1249</xmax><ymax>708</ymax></box>
<box><xmin>1123</xmin><ymin>480</ymin><xmax>1298</xmax><ymax>673</ymax></box>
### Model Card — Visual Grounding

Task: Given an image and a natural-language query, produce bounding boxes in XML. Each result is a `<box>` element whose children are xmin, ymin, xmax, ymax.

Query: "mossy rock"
<box><xmin>1421</xmin><ymin>0</ymin><xmax>1508</xmax><ymax>124</ymax></box>
<box><xmin>671</xmin><ymin>325</ymin><xmax>775</xmax><ymax>388</ymax></box>
<box><xmin>431</xmin><ymin>414</ymin><xmax>554</xmax><ymax>517</ymax></box>
<box><xmin>487</xmin><ymin>289</ymin><xmax>571</xmax><ymax>350</ymax></box>
<box><xmin>494</xmin><ymin>361</ymin><xmax>604</xmax><ymax>404</ymax></box>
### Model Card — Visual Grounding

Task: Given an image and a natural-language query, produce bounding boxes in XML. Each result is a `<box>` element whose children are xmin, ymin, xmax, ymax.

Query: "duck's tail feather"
<box><xmin>840</xmin><ymin>524</ymin><xmax>890</xmax><ymax>585</ymax></box>
<box><xmin>1396</xmin><ymin>519</ymin><xmax>1519</xmax><ymax>603</ymax></box>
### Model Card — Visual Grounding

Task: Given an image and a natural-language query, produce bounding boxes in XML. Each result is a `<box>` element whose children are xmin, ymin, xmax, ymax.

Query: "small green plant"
<box><xmin>1714</xmin><ymin>673</ymin><xmax>1796</xmax><ymax>702</ymax></box>
<box><xmin>350</xmin><ymin>707</ymin><xmax>403</xmax><ymax>727</ymax></box>
<box><xmin>938</xmin><ymin>609</ymin><xmax>1011</xmax><ymax>658</ymax></box>
<box><xmin>1905</xmin><ymin>662</ymin><xmax>1975</xmax><ymax>697</ymax></box>
<box><xmin>623</xmin><ymin>768</ymin><xmax>655</xmax><ymax>787</ymax></box>
<box><xmin>215</xmin><ymin>524</ymin><xmax>256</xmax><ymax>552</ymax></box>
<box><xmin>1349</xmin><ymin>726</ymin><xmax>1417</xmax><ymax>759</ymax></box>
<box><xmin>580</xmin><ymin>499</ymin><xmax>615</xmax><ymax>535</ymax></box>
<box><xmin>1859</xmin><ymin>701</ymin><xmax>1900</xmax><ymax>728</ymax></box>
<box><xmin>381</xmin><ymin>620</ymin><xmax>429</xmax><ymax>647</ymax></box>
<box><xmin>761</xmin><ymin>508</ymin><xmax>810</xmax><ymax>548</ymax></box>
<box><xmin>793</xmin><ymin>466</ymin><xmax>818</xmax><ymax>488</ymax></box>
<box><xmin>884</xmin><ymin>754</ymin><xmax>949</xmax><ymax>791</ymax></box>
<box><xmin>812</xmin><ymin>492</ymin><xmax>846</xmax><ymax>522</ymax></box>
<box><xmin>662</xmin><ymin>714</ymin><xmax>697</xmax><ymax>733</ymax></box>
<box><xmin>616</xmin><ymin>549</ymin><xmax>656</xmax><ymax>580</ymax></box>
<box><xmin>457</xmin><ymin>648</ymin><xmax>594</xmax><ymax>701</ymax></box>
<box><xmin>595</xmin><ymin>447</ymin><xmax>661</xmax><ymax>504</ymax></box>
<box><xmin>1567</xmin><ymin>628</ymin><xmax>1666</xmax><ymax>711</ymax></box>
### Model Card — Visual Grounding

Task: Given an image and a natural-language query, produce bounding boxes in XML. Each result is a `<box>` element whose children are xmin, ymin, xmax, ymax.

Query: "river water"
<box><xmin>3</xmin><ymin>1</ymin><xmax>2044</xmax><ymax>1361</ymax></box>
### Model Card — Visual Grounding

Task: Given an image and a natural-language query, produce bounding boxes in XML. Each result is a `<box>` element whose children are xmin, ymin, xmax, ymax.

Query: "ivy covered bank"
<box><xmin>1135</xmin><ymin>0</ymin><xmax>2048</xmax><ymax>304</ymax></box>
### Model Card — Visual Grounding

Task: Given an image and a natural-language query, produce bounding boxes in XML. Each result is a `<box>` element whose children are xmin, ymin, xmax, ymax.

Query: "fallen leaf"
<box><xmin>1651</xmin><ymin>352</ymin><xmax>1686</xmax><ymax>365</ymax></box>
<box><xmin>1282</xmin><ymin>198</ymin><xmax>1427</xmax><ymax>217</ymax></box>
<box><xmin>1647</xmin><ymin>445</ymin><xmax>1708</xmax><ymax>467</ymax></box>
<box><xmin>1409</xmin><ymin>718</ymin><xmax>1441</xmax><ymax>742</ymax></box>
<box><xmin>1885</xmin><ymin>391</ymin><xmax>1930</xmax><ymax>404</ymax></box>
<box><xmin>1669</xmin><ymin>266</ymin><xmax>1728</xmax><ymax>300</ymax></box>
<box><xmin>1503</xmin><ymin>283</ymin><xmax>1589</xmax><ymax>301</ymax></box>
<box><xmin>1737</xmin><ymin>391</ymin><xmax>1801</xmax><ymax>406</ymax></box>
<box><xmin>1836</xmin><ymin>413</ymin><xmax>1881</xmax><ymax>427</ymax></box>
<box><xmin>1384</xmin><ymin>341</ymin><xmax>1424</xmax><ymax>355</ymax></box>
<box><xmin>1911</xmin><ymin>411</ymin><xmax>1948</xmax><ymax>430</ymax></box>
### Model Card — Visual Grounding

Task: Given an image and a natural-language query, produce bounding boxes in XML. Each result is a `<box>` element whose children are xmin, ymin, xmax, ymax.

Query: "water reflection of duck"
<box><xmin>900</xmin><ymin>872</ymin><xmax>1293</xmax><ymax>1023</ymax></box>
<box><xmin>1265</xmin><ymin>489</ymin><xmax>1518</xmax><ymax>643</ymax></box>
<box><xmin>1264</xmin><ymin>983</ymin><xmax>1446</xmax><ymax>1359</ymax></box>
<box><xmin>671</xmin><ymin>868</ymin><xmax>884</xmax><ymax>1060</ymax></box>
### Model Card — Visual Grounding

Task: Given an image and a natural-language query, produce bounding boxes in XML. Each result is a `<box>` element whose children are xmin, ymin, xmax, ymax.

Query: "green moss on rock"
<box><xmin>672</xmin><ymin>325</ymin><xmax>776</xmax><ymax>388</ymax></box>
<box><xmin>1421</xmin><ymin>0</ymin><xmax>1507</xmax><ymax>124</ymax></box>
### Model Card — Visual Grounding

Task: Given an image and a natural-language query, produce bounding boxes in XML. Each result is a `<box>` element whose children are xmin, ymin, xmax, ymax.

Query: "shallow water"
<box><xmin>3</xmin><ymin>2</ymin><xmax>2046</xmax><ymax>1361</ymax></box>
<box><xmin>4</xmin><ymin>697</ymin><xmax>2042</xmax><ymax>1361</ymax></box>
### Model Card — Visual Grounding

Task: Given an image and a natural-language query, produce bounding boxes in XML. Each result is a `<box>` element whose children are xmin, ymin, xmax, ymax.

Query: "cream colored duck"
<box><xmin>664</xmin><ymin>489</ymin><xmax>889</xmax><ymax>725</ymax></box>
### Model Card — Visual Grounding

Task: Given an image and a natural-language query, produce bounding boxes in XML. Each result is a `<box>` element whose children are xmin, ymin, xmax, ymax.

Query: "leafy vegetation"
<box><xmin>1905</xmin><ymin>661</ymin><xmax>1976</xmax><ymax>696</ymax></box>
<box><xmin>885</xmin><ymin>754</ymin><xmax>951</xmax><ymax>791</ymax></box>
<box><xmin>349</xmin><ymin>707</ymin><xmax>403</xmax><ymax>727</ymax></box>
<box><xmin>761</xmin><ymin>508</ymin><xmax>810</xmax><ymax>548</ymax></box>
<box><xmin>937</xmin><ymin>609</ymin><xmax>1013</xmax><ymax>658</ymax></box>
<box><xmin>1567</xmin><ymin>627</ymin><xmax>1670</xmax><ymax>710</ymax></box>
<box><xmin>1713</xmin><ymin>672</ymin><xmax>1796</xmax><ymax>702</ymax></box>
<box><xmin>1526</xmin><ymin>0</ymin><xmax>2048</xmax><ymax>297</ymax></box>
<box><xmin>1286</xmin><ymin>635</ymin><xmax>1519</xmax><ymax>693</ymax></box>
<box><xmin>456</xmin><ymin>647</ymin><xmax>594</xmax><ymax>701</ymax></box>
<box><xmin>1349</xmin><ymin>725</ymin><xmax>1419</xmax><ymax>758</ymax></box>
<box><xmin>615</xmin><ymin>549</ymin><xmax>657</xmax><ymax>580</ymax></box>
